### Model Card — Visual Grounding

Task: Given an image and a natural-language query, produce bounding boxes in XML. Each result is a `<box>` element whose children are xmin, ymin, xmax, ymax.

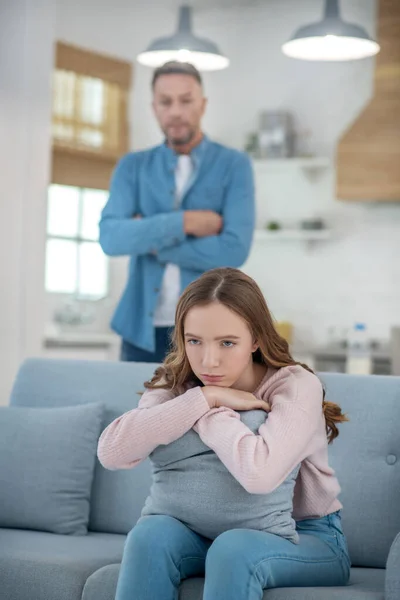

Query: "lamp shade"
<box><xmin>137</xmin><ymin>5</ymin><xmax>229</xmax><ymax>71</ymax></box>
<box><xmin>282</xmin><ymin>0</ymin><xmax>380</xmax><ymax>61</ymax></box>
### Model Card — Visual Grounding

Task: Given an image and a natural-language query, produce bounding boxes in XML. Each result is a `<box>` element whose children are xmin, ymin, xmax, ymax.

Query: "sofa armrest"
<box><xmin>386</xmin><ymin>531</ymin><xmax>400</xmax><ymax>600</ymax></box>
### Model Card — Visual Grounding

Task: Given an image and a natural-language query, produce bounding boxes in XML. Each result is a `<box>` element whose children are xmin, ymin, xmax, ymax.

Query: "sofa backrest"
<box><xmin>320</xmin><ymin>372</ymin><xmax>400</xmax><ymax>568</ymax></box>
<box><xmin>9</xmin><ymin>359</ymin><xmax>400</xmax><ymax>568</ymax></box>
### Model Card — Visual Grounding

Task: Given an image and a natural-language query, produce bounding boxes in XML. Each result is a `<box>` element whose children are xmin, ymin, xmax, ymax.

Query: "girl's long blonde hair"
<box><xmin>145</xmin><ymin>268</ymin><xmax>348</xmax><ymax>443</ymax></box>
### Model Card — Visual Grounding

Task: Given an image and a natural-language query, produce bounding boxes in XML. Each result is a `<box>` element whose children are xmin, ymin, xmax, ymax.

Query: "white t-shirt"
<box><xmin>153</xmin><ymin>154</ymin><xmax>193</xmax><ymax>327</ymax></box>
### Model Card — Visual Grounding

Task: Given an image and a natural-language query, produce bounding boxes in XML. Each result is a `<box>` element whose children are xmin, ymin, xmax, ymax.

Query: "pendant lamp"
<box><xmin>137</xmin><ymin>5</ymin><xmax>229</xmax><ymax>71</ymax></box>
<box><xmin>282</xmin><ymin>0</ymin><xmax>380</xmax><ymax>61</ymax></box>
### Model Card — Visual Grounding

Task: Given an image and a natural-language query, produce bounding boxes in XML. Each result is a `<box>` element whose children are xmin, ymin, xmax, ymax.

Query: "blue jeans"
<box><xmin>115</xmin><ymin>511</ymin><xmax>351</xmax><ymax>599</ymax></box>
<box><xmin>120</xmin><ymin>327</ymin><xmax>174</xmax><ymax>363</ymax></box>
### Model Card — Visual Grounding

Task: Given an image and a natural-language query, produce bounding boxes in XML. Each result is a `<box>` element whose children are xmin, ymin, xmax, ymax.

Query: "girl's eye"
<box><xmin>222</xmin><ymin>341</ymin><xmax>235</xmax><ymax>348</ymax></box>
<box><xmin>188</xmin><ymin>339</ymin><xmax>200</xmax><ymax>345</ymax></box>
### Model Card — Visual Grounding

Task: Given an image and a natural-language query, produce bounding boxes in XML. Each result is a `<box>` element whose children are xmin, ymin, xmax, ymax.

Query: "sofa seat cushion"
<box><xmin>0</xmin><ymin>528</ymin><xmax>125</xmax><ymax>600</ymax></box>
<box><xmin>82</xmin><ymin>564</ymin><xmax>385</xmax><ymax>600</ymax></box>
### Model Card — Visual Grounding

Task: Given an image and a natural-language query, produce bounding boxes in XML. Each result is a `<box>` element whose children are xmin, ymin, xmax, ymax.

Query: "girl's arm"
<box><xmin>193</xmin><ymin>367</ymin><xmax>323</xmax><ymax>494</ymax></box>
<box><xmin>97</xmin><ymin>386</ymin><xmax>209</xmax><ymax>470</ymax></box>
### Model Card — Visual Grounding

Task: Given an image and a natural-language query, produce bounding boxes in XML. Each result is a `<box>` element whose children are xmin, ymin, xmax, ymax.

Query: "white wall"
<box><xmin>3</xmin><ymin>0</ymin><xmax>394</xmax><ymax>381</ymax></box>
<box><xmin>0</xmin><ymin>0</ymin><xmax>55</xmax><ymax>404</ymax></box>
<box><xmin>55</xmin><ymin>0</ymin><xmax>398</xmax><ymax>348</ymax></box>
<box><xmin>244</xmin><ymin>166</ymin><xmax>400</xmax><ymax>347</ymax></box>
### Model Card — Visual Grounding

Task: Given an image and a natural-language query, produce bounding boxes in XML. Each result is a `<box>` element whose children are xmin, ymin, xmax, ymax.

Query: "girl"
<box><xmin>98</xmin><ymin>268</ymin><xmax>350</xmax><ymax>599</ymax></box>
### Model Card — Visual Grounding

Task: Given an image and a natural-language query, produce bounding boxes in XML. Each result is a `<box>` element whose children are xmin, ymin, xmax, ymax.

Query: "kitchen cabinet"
<box><xmin>42</xmin><ymin>332</ymin><xmax>120</xmax><ymax>361</ymax></box>
<box><xmin>297</xmin><ymin>344</ymin><xmax>392</xmax><ymax>376</ymax></box>
<box><xmin>43</xmin><ymin>347</ymin><xmax>112</xmax><ymax>361</ymax></box>
<box><xmin>336</xmin><ymin>0</ymin><xmax>400</xmax><ymax>202</ymax></box>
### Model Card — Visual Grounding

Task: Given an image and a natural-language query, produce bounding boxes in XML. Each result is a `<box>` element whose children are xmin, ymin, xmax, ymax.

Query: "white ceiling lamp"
<box><xmin>137</xmin><ymin>5</ymin><xmax>229</xmax><ymax>71</ymax></box>
<box><xmin>282</xmin><ymin>0</ymin><xmax>380</xmax><ymax>61</ymax></box>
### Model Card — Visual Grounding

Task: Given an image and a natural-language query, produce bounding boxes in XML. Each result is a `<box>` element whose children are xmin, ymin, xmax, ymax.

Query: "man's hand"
<box><xmin>202</xmin><ymin>386</ymin><xmax>270</xmax><ymax>413</ymax></box>
<box><xmin>184</xmin><ymin>210</ymin><xmax>223</xmax><ymax>237</ymax></box>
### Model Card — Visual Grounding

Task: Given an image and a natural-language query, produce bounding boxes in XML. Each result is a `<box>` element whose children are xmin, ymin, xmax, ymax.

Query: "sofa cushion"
<box><xmin>0</xmin><ymin>528</ymin><xmax>125</xmax><ymax>600</ymax></box>
<box><xmin>81</xmin><ymin>565</ymin><xmax>385</xmax><ymax>600</ymax></box>
<box><xmin>0</xmin><ymin>403</ymin><xmax>103</xmax><ymax>535</ymax></box>
<box><xmin>142</xmin><ymin>409</ymin><xmax>300</xmax><ymax>542</ymax></box>
<box><xmin>82</xmin><ymin>564</ymin><xmax>122</xmax><ymax>600</ymax></box>
<box><xmin>9</xmin><ymin>358</ymin><xmax>157</xmax><ymax>534</ymax></box>
<box><xmin>321</xmin><ymin>373</ymin><xmax>400</xmax><ymax>568</ymax></box>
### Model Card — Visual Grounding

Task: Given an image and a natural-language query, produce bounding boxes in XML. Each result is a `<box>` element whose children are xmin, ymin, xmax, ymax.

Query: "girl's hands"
<box><xmin>202</xmin><ymin>386</ymin><xmax>270</xmax><ymax>413</ymax></box>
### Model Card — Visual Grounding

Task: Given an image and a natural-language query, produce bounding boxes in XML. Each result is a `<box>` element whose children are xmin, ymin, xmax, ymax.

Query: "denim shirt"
<box><xmin>99</xmin><ymin>136</ymin><xmax>255</xmax><ymax>352</ymax></box>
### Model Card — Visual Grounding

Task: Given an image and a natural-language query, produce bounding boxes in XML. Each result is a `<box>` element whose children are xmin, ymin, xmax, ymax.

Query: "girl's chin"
<box><xmin>201</xmin><ymin>379</ymin><xmax>233</xmax><ymax>387</ymax></box>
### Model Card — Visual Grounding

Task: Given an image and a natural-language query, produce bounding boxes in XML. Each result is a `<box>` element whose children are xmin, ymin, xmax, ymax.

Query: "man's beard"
<box><xmin>165</xmin><ymin>126</ymin><xmax>195</xmax><ymax>147</ymax></box>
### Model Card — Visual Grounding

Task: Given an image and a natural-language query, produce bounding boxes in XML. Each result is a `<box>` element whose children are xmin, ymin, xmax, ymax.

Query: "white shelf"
<box><xmin>252</xmin><ymin>157</ymin><xmax>330</xmax><ymax>170</ymax></box>
<box><xmin>254</xmin><ymin>229</ymin><xmax>331</xmax><ymax>242</ymax></box>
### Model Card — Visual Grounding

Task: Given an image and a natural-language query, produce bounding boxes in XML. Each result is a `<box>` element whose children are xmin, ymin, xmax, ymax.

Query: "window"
<box><xmin>51</xmin><ymin>41</ymin><xmax>132</xmax><ymax>191</ymax></box>
<box><xmin>45</xmin><ymin>184</ymin><xmax>109</xmax><ymax>298</ymax></box>
<box><xmin>46</xmin><ymin>44</ymin><xmax>132</xmax><ymax>301</ymax></box>
<box><xmin>52</xmin><ymin>69</ymin><xmax>125</xmax><ymax>157</ymax></box>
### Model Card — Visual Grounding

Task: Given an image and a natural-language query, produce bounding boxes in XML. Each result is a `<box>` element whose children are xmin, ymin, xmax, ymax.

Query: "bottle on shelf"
<box><xmin>345</xmin><ymin>323</ymin><xmax>372</xmax><ymax>375</ymax></box>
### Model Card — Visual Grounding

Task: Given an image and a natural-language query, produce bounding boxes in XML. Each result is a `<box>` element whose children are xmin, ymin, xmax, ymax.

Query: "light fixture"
<box><xmin>282</xmin><ymin>0</ymin><xmax>380</xmax><ymax>61</ymax></box>
<box><xmin>137</xmin><ymin>5</ymin><xmax>229</xmax><ymax>71</ymax></box>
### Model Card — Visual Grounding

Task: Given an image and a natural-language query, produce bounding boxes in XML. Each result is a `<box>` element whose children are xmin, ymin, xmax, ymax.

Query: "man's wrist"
<box><xmin>183</xmin><ymin>211</ymin><xmax>193</xmax><ymax>235</ymax></box>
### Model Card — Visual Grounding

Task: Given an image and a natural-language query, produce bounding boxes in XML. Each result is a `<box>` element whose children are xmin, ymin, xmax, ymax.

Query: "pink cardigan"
<box><xmin>98</xmin><ymin>365</ymin><xmax>342</xmax><ymax>520</ymax></box>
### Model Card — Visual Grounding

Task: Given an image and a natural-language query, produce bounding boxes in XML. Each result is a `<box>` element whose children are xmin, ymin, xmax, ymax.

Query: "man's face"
<box><xmin>152</xmin><ymin>74</ymin><xmax>207</xmax><ymax>146</ymax></box>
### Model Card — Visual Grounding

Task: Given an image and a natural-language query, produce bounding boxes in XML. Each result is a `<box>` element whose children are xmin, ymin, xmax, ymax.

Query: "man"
<box><xmin>100</xmin><ymin>61</ymin><xmax>255</xmax><ymax>362</ymax></box>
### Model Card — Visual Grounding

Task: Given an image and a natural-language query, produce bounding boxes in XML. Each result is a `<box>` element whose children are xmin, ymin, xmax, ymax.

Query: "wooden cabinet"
<box><xmin>336</xmin><ymin>0</ymin><xmax>400</xmax><ymax>202</ymax></box>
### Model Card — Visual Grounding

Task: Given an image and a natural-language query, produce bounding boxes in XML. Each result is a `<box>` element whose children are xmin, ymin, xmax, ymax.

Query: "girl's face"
<box><xmin>183</xmin><ymin>302</ymin><xmax>258</xmax><ymax>388</ymax></box>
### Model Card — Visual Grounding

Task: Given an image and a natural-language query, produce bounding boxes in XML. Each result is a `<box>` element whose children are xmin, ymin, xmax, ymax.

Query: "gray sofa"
<box><xmin>1</xmin><ymin>358</ymin><xmax>399</xmax><ymax>600</ymax></box>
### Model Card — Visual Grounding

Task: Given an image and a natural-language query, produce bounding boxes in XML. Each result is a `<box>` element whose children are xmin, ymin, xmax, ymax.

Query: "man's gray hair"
<box><xmin>152</xmin><ymin>61</ymin><xmax>203</xmax><ymax>89</ymax></box>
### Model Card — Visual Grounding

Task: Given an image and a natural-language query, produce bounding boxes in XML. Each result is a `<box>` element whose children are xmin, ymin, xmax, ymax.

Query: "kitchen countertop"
<box><xmin>43</xmin><ymin>332</ymin><xmax>120</xmax><ymax>348</ymax></box>
<box><xmin>291</xmin><ymin>342</ymin><xmax>390</xmax><ymax>361</ymax></box>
